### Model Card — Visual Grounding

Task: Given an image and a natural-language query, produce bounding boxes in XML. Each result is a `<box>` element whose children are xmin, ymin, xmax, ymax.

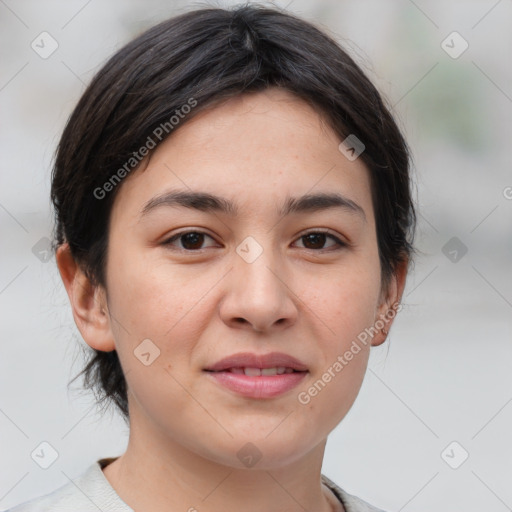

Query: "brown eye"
<box><xmin>295</xmin><ymin>231</ymin><xmax>346</xmax><ymax>251</ymax></box>
<box><xmin>163</xmin><ymin>231</ymin><xmax>217</xmax><ymax>251</ymax></box>
<box><xmin>302</xmin><ymin>233</ymin><xmax>327</xmax><ymax>249</ymax></box>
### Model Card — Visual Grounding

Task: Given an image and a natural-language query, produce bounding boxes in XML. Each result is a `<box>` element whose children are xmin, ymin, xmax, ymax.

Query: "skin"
<box><xmin>57</xmin><ymin>87</ymin><xmax>407</xmax><ymax>512</ymax></box>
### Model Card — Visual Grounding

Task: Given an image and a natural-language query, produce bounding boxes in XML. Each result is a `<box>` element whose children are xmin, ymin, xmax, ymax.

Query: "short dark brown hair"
<box><xmin>52</xmin><ymin>3</ymin><xmax>416</xmax><ymax>421</ymax></box>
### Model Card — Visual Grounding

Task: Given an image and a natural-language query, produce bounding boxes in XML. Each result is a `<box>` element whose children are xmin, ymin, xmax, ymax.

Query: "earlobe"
<box><xmin>371</xmin><ymin>258</ymin><xmax>408</xmax><ymax>347</ymax></box>
<box><xmin>56</xmin><ymin>243</ymin><xmax>116</xmax><ymax>352</ymax></box>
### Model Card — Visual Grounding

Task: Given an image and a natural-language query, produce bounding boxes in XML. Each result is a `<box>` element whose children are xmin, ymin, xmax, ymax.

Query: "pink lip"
<box><xmin>206</xmin><ymin>371</ymin><xmax>307</xmax><ymax>398</ymax></box>
<box><xmin>204</xmin><ymin>351</ymin><xmax>309</xmax><ymax>372</ymax></box>
<box><xmin>204</xmin><ymin>351</ymin><xmax>309</xmax><ymax>399</ymax></box>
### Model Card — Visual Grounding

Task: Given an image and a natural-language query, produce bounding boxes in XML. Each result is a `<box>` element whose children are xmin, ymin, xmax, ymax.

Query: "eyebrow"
<box><xmin>139</xmin><ymin>190</ymin><xmax>366</xmax><ymax>221</ymax></box>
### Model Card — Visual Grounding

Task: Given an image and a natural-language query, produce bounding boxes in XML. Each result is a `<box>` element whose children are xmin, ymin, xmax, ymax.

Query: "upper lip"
<box><xmin>204</xmin><ymin>352</ymin><xmax>309</xmax><ymax>372</ymax></box>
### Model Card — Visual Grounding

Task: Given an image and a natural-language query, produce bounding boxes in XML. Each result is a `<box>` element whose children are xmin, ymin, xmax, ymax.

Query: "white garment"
<box><xmin>3</xmin><ymin>458</ymin><xmax>386</xmax><ymax>512</ymax></box>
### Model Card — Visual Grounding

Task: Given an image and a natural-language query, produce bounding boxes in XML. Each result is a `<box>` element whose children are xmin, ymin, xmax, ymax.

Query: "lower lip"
<box><xmin>205</xmin><ymin>371</ymin><xmax>308</xmax><ymax>398</ymax></box>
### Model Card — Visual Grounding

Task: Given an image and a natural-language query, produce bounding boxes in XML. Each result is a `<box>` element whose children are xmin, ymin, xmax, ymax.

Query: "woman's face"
<box><xmin>94</xmin><ymin>88</ymin><xmax>402</xmax><ymax>468</ymax></box>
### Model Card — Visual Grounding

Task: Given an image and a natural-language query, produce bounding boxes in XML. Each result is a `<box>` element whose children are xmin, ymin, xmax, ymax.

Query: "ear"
<box><xmin>56</xmin><ymin>243</ymin><xmax>116</xmax><ymax>352</ymax></box>
<box><xmin>371</xmin><ymin>258</ymin><xmax>408</xmax><ymax>347</ymax></box>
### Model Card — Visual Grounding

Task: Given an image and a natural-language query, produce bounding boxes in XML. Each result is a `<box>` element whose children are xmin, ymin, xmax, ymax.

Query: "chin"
<box><xmin>212</xmin><ymin>435</ymin><xmax>314</xmax><ymax>471</ymax></box>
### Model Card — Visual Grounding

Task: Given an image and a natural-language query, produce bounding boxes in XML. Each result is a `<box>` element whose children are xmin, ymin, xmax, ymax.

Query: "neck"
<box><xmin>102</xmin><ymin>415</ymin><xmax>342</xmax><ymax>512</ymax></box>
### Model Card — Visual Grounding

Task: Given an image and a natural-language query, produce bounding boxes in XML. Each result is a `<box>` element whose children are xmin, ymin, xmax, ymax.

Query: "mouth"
<box><xmin>205</xmin><ymin>367</ymin><xmax>303</xmax><ymax>376</ymax></box>
<box><xmin>203</xmin><ymin>352</ymin><xmax>309</xmax><ymax>398</ymax></box>
<box><xmin>204</xmin><ymin>351</ymin><xmax>309</xmax><ymax>373</ymax></box>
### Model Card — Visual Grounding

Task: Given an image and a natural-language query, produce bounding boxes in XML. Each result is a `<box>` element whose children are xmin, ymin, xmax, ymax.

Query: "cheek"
<box><xmin>104</xmin><ymin>256</ymin><xmax>214</xmax><ymax>429</ymax></box>
<box><xmin>298</xmin><ymin>348</ymin><xmax>370</xmax><ymax>443</ymax></box>
<box><xmin>296</xmin><ymin>279</ymin><xmax>376</xmax><ymax>432</ymax></box>
<box><xmin>303</xmin><ymin>256</ymin><xmax>382</xmax><ymax>341</ymax></box>
<box><xmin>104</xmin><ymin>250</ymin><xmax>228</xmax><ymax>401</ymax></box>
<box><xmin>293</xmin><ymin>254</ymin><xmax>381</xmax><ymax>424</ymax></box>
<box><xmin>106</xmin><ymin>252</ymin><xmax>208</xmax><ymax>342</ymax></box>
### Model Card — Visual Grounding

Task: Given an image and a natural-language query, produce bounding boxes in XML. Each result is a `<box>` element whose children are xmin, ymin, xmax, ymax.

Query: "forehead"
<box><xmin>170</xmin><ymin>88</ymin><xmax>336</xmax><ymax>156</ymax></box>
<box><xmin>110</xmin><ymin>88</ymin><xmax>374</xmax><ymax>225</ymax></box>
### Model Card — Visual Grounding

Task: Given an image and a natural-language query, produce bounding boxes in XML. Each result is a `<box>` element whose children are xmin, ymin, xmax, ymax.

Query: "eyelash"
<box><xmin>161</xmin><ymin>230</ymin><xmax>347</xmax><ymax>253</ymax></box>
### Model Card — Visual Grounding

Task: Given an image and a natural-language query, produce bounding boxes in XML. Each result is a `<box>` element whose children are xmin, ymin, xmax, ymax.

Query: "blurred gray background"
<box><xmin>1</xmin><ymin>1</ymin><xmax>511</xmax><ymax>511</ymax></box>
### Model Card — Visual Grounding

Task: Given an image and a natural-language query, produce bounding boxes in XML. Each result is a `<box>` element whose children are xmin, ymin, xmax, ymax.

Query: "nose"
<box><xmin>219</xmin><ymin>245</ymin><xmax>298</xmax><ymax>333</ymax></box>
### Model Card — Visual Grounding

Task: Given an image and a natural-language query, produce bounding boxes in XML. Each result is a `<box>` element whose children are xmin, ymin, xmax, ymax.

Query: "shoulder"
<box><xmin>321</xmin><ymin>474</ymin><xmax>390</xmax><ymax>512</ymax></box>
<box><xmin>2</xmin><ymin>459</ymin><xmax>132</xmax><ymax>512</ymax></box>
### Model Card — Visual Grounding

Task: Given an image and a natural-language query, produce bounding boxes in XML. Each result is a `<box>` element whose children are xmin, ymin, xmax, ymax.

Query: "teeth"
<box><xmin>236</xmin><ymin>367</ymin><xmax>294</xmax><ymax>376</ymax></box>
<box><xmin>244</xmin><ymin>367</ymin><xmax>262</xmax><ymax>376</ymax></box>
